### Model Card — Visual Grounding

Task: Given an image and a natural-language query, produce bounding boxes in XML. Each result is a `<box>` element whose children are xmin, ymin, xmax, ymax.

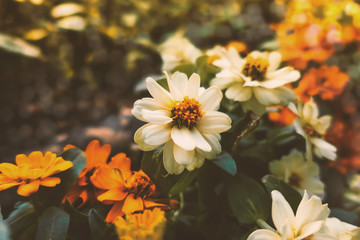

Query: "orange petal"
<box><xmin>98</xmin><ymin>188</ymin><xmax>128</xmax><ymax>202</ymax></box>
<box><xmin>106</xmin><ymin>201</ymin><xmax>124</xmax><ymax>223</ymax></box>
<box><xmin>28</xmin><ymin>151</ymin><xmax>44</xmax><ymax>168</ymax></box>
<box><xmin>17</xmin><ymin>180</ymin><xmax>40</xmax><ymax>197</ymax></box>
<box><xmin>143</xmin><ymin>200</ymin><xmax>167</xmax><ymax>209</ymax></box>
<box><xmin>40</xmin><ymin>177</ymin><xmax>61</xmax><ymax>187</ymax></box>
<box><xmin>15</xmin><ymin>154</ymin><xmax>29</xmax><ymax>166</ymax></box>
<box><xmin>0</xmin><ymin>163</ymin><xmax>19</xmax><ymax>179</ymax></box>
<box><xmin>63</xmin><ymin>144</ymin><xmax>76</xmax><ymax>151</ymax></box>
<box><xmin>79</xmin><ymin>189</ymin><xmax>89</xmax><ymax>207</ymax></box>
<box><xmin>90</xmin><ymin>166</ymin><xmax>122</xmax><ymax>190</ymax></box>
<box><xmin>122</xmin><ymin>194</ymin><xmax>144</xmax><ymax>214</ymax></box>
<box><xmin>0</xmin><ymin>181</ymin><xmax>22</xmax><ymax>191</ymax></box>
<box><xmin>109</xmin><ymin>153</ymin><xmax>132</xmax><ymax>180</ymax></box>
<box><xmin>85</xmin><ymin>140</ymin><xmax>111</xmax><ymax>169</ymax></box>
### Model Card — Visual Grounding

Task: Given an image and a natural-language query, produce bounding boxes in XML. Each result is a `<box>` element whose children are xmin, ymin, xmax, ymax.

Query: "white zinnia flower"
<box><xmin>158</xmin><ymin>31</ymin><xmax>202</xmax><ymax>72</ymax></box>
<box><xmin>269</xmin><ymin>149</ymin><xmax>324</xmax><ymax>196</ymax></box>
<box><xmin>132</xmin><ymin>71</ymin><xmax>232</xmax><ymax>174</ymax></box>
<box><xmin>288</xmin><ymin>98</ymin><xmax>337</xmax><ymax>161</ymax></box>
<box><xmin>210</xmin><ymin>47</ymin><xmax>300</xmax><ymax>115</ymax></box>
<box><xmin>312</xmin><ymin>217</ymin><xmax>360</xmax><ymax>240</ymax></box>
<box><xmin>247</xmin><ymin>190</ymin><xmax>330</xmax><ymax>240</ymax></box>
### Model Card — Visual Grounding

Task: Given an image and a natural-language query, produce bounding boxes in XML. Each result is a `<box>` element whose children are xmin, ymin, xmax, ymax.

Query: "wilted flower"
<box><xmin>63</xmin><ymin>140</ymin><xmax>111</xmax><ymax>207</ymax></box>
<box><xmin>91</xmin><ymin>153</ymin><xmax>168</xmax><ymax>223</ymax></box>
<box><xmin>132</xmin><ymin>71</ymin><xmax>231</xmax><ymax>174</ymax></box>
<box><xmin>210</xmin><ymin>47</ymin><xmax>300</xmax><ymax>115</ymax></box>
<box><xmin>114</xmin><ymin>208</ymin><xmax>166</xmax><ymax>240</ymax></box>
<box><xmin>289</xmin><ymin>98</ymin><xmax>337</xmax><ymax>161</ymax></box>
<box><xmin>247</xmin><ymin>190</ymin><xmax>330</xmax><ymax>240</ymax></box>
<box><xmin>294</xmin><ymin>65</ymin><xmax>349</xmax><ymax>102</ymax></box>
<box><xmin>158</xmin><ymin>31</ymin><xmax>202</xmax><ymax>72</ymax></box>
<box><xmin>0</xmin><ymin>151</ymin><xmax>73</xmax><ymax>197</ymax></box>
<box><xmin>269</xmin><ymin>149</ymin><xmax>324</xmax><ymax>196</ymax></box>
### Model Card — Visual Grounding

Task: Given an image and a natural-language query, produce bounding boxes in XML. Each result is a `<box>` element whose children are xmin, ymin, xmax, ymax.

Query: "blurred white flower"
<box><xmin>132</xmin><ymin>71</ymin><xmax>231</xmax><ymax>174</ymax></box>
<box><xmin>269</xmin><ymin>149</ymin><xmax>324</xmax><ymax>196</ymax></box>
<box><xmin>158</xmin><ymin>31</ymin><xmax>202</xmax><ymax>72</ymax></box>
<box><xmin>312</xmin><ymin>217</ymin><xmax>360</xmax><ymax>240</ymax></box>
<box><xmin>289</xmin><ymin>98</ymin><xmax>337</xmax><ymax>161</ymax></box>
<box><xmin>247</xmin><ymin>190</ymin><xmax>330</xmax><ymax>240</ymax></box>
<box><xmin>210</xmin><ymin>47</ymin><xmax>300</xmax><ymax>115</ymax></box>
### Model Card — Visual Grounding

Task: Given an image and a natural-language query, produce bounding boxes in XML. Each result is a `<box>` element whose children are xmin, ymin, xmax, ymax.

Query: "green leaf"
<box><xmin>195</xmin><ymin>55</ymin><xmax>219</xmax><ymax>86</ymax></box>
<box><xmin>173</xmin><ymin>63</ymin><xmax>195</xmax><ymax>78</ymax></box>
<box><xmin>169</xmin><ymin>169</ymin><xmax>199</xmax><ymax>195</ymax></box>
<box><xmin>262</xmin><ymin>175</ymin><xmax>302</xmax><ymax>212</ymax></box>
<box><xmin>5</xmin><ymin>202</ymin><xmax>37</xmax><ymax>236</ymax></box>
<box><xmin>226</xmin><ymin>174</ymin><xmax>271</xmax><ymax>224</ymax></box>
<box><xmin>0</xmin><ymin>207</ymin><xmax>10</xmax><ymax>240</ymax></box>
<box><xmin>259</xmin><ymin>39</ymin><xmax>280</xmax><ymax>51</ymax></box>
<box><xmin>64</xmin><ymin>200</ymin><xmax>88</xmax><ymax>225</ymax></box>
<box><xmin>210</xmin><ymin>152</ymin><xmax>237</xmax><ymax>176</ymax></box>
<box><xmin>35</xmin><ymin>207</ymin><xmax>70</xmax><ymax>240</ymax></box>
<box><xmin>0</xmin><ymin>33</ymin><xmax>42</xmax><ymax>58</ymax></box>
<box><xmin>88</xmin><ymin>209</ymin><xmax>111</xmax><ymax>240</ymax></box>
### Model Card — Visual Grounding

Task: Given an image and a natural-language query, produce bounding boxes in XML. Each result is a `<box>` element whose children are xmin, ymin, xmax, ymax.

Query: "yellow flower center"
<box><xmin>242</xmin><ymin>55</ymin><xmax>269</xmax><ymax>81</ymax></box>
<box><xmin>124</xmin><ymin>170</ymin><xmax>155</xmax><ymax>199</ymax></box>
<box><xmin>171</xmin><ymin>96</ymin><xmax>203</xmax><ymax>129</ymax></box>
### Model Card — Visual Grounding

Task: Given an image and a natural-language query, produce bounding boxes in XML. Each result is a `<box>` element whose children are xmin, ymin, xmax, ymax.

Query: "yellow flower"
<box><xmin>0</xmin><ymin>151</ymin><xmax>73</xmax><ymax>197</ymax></box>
<box><xmin>114</xmin><ymin>208</ymin><xmax>166</xmax><ymax>240</ymax></box>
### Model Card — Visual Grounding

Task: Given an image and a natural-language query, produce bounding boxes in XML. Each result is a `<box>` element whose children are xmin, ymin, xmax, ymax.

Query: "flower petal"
<box><xmin>132</xmin><ymin>98</ymin><xmax>165</xmax><ymax>121</ymax></box>
<box><xmin>267</xmin><ymin>51</ymin><xmax>282</xmax><ymax>72</ymax></box>
<box><xmin>0</xmin><ymin>163</ymin><xmax>19</xmax><ymax>179</ymax></box>
<box><xmin>171</xmin><ymin>127</ymin><xmax>195</xmax><ymax>151</ymax></box>
<box><xmin>197</xmin><ymin>112</ymin><xmax>232</xmax><ymax>134</ymax></box>
<box><xmin>40</xmin><ymin>177</ymin><xmax>61</xmax><ymax>187</ymax></box>
<box><xmin>105</xmin><ymin>201</ymin><xmax>124</xmax><ymax>223</ymax></box>
<box><xmin>134</xmin><ymin>124</ymin><xmax>161</xmax><ymax>151</ymax></box>
<box><xmin>173</xmin><ymin>143</ymin><xmax>195</xmax><ymax>165</ymax></box>
<box><xmin>198</xmin><ymin>86</ymin><xmax>223</xmax><ymax>112</ymax></box>
<box><xmin>141</xmin><ymin>109</ymin><xmax>172</xmax><ymax>124</ymax></box>
<box><xmin>98</xmin><ymin>188</ymin><xmax>128</xmax><ymax>202</ymax></box>
<box><xmin>225</xmin><ymin>83</ymin><xmax>252</xmax><ymax>102</ymax></box>
<box><xmin>17</xmin><ymin>180</ymin><xmax>40</xmax><ymax>197</ymax></box>
<box><xmin>187</xmin><ymin>73</ymin><xmax>200</xmax><ymax>98</ymax></box>
<box><xmin>163</xmin><ymin>141</ymin><xmax>185</xmax><ymax>174</ymax></box>
<box><xmin>295</xmin><ymin>220</ymin><xmax>325</xmax><ymax>240</ymax></box>
<box><xmin>271</xmin><ymin>190</ymin><xmax>295</xmax><ymax>232</ymax></box>
<box><xmin>247</xmin><ymin>229</ymin><xmax>282</xmax><ymax>240</ymax></box>
<box><xmin>190</xmin><ymin>128</ymin><xmax>212</xmax><ymax>152</ymax></box>
<box><xmin>122</xmin><ymin>194</ymin><xmax>144</xmax><ymax>214</ymax></box>
<box><xmin>142</xmin><ymin>124</ymin><xmax>171</xmax><ymax>146</ymax></box>
<box><xmin>146</xmin><ymin>77</ymin><xmax>174</xmax><ymax>108</ymax></box>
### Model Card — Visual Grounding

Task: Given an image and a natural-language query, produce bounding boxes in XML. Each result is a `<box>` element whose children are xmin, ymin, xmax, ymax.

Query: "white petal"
<box><xmin>198</xmin><ymin>86</ymin><xmax>223</xmax><ymax>112</ymax></box>
<box><xmin>280</xmin><ymin>220</ymin><xmax>294</xmax><ymax>239</ymax></box>
<box><xmin>134</xmin><ymin>124</ymin><xmax>161</xmax><ymax>151</ymax></box>
<box><xmin>267</xmin><ymin>51</ymin><xmax>282</xmax><ymax>72</ymax></box>
<box><xmin>190</xmin><ymin>128</ymin><xmax>212</xmax><ymax>152</ymax></box>
<box><xmin>197</xmin><ymin>112</ymin><xmax>232</xmax><ymax>134</ymax></box>
<box><xmin>225</xmin><ymin>83</ymin><xmax>252</xmax><ymax>102</ymax></box>
<box><xmin>163</xmin><ymin>141</ymin><xmax>185</xmax><ymax>175</ymax></box>
<box><xmin>247</xmin><ymin>229</ymin><xmax>282</xmax><ymax>240</ymax></box>
<box><xmin>146</xmin><ymin>77</ymin><xmax>174</xmax><ymax>108</ymax></box>
<box><xmin>295</xmin><ymin>220</ymin><xmax>325</xmax><ymax>240</ymax></box>
<box><xmin>263</xmin><ymin>68</ymin><xmax>300</xmax><ymax>88</ymax></box>
<box><xmin>311</xmin><ymin>138</ymin><xmax>337</xmax><ymax>161</ymax></box>
<box><xmin>173</xmin><ymin>143</ymin><xmax>195</xmax><ymax>165</ymax></box>
<box><xmin>171</xmin><ymin>127</ymin><xmax>195</xmax><ymax>151</ymax></box>
<box><xmin>318</xmin><ymin>115</ymin><xmax>332</xmax><ymax>131</ymax></box>
<box><xmin>142</xmin><ymin>124</ymin><xmax>171</xmax><ymax>146</ymax></box>
<box><xmin>165</xmin><ymin>71</ymin><xmax>188</xmax><ymax>101</ymax></box>
<box><xmin>187</xmin><ymin>73</ymin><xmax>200</xmax><ymax>98</ymax></box>
<box><xmin>132</xmin><ymin>98</ymin><xmax>164</xmax><ymax>121</ymax></box>
<box><xmin>271</xmin><ymin>190</ymin><xmax>295</xmax><ymax>232</ymax></box>
<box><xmin>254</xmin><ymin>87</ymin><xmax>282</xmax><ymax>106</ymax></box>
<box><xmin>142</xmin><ymin>109</ymin><xmax>173</xmax><ymax>124</ymax></box>
<box><xmin>186</xmin><ymin>151</ymin><xmax>205</xmax><ymax>171</ymax></box>
<box><xmin>200</xmin><ymin>134</ymin><xmax>222</xmax><ymax>159</ymax></box>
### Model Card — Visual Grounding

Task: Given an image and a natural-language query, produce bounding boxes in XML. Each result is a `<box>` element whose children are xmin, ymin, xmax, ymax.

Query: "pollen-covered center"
<box><xmin>171</xmin><ymin>96</ymin><xmax>203</xmax><ymax>129</ymax></box>
<box><xmin>124</xmin><ymin>170</ymin><xmax>155</xmax><ymax>199</ymax></box>
<box><xmin>242</xmin><ymin>55</ymin><xmax>269</xmax><ymax>81</ymax></box>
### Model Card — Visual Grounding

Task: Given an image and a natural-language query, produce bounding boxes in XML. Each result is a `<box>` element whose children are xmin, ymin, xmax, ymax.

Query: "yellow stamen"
<box><xmin>171</xmin><ymin>96</ymin><xmax>203</xmax><ymax>129</ymax></box>
<box><xmin>242</xmin><ymin>55</ymin><xmax>269</xmax><ymax>81</ymax></box>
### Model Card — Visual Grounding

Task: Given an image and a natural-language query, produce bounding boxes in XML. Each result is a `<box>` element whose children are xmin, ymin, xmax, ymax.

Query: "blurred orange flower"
<box><xmin>63</xmin><ymin>140</ymin><xmax>111</xmax><ymax>207</ymax></box>
<box><xmin>91</xmin><ymin>154</ymin><xmax>168</xmax><ymax>223</ymax></box>
<box><xmin>0</xmin><ymin>151</ymin><xmax>73</xmax><ymax>197</ymax></box>
<box><xmin>268</xmin><ymin>106</ymin><xmax>296</xmax><ymax>127</ymax></box>
<box><xmin>294</xmin><ymin>65</ymin><xmax>349</xmax><ymax>101</ymax></box>
<box><xmin>226</xmin><ymin>41</ymin><xmax>247</xmax><ymax>54</ymax></box>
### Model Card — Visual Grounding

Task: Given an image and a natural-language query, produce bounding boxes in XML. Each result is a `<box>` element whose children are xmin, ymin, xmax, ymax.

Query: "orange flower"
<box><xmin>91</xmin><ymin>154</ymin><xmax>168</xmax><ymax>223</ymax></box>
<box><xmin>114</xmin><ymin>208</ymin><xmax>166</xmax><ymax>240</ymax></box>
<box><xmin>294</xmin><ymin>65</ymin><xmax>349</xmax><ymax>101</ymax></box>
<box><xmin>225</xmin><ymin>41</ymin><xmax>247</xmax><ymax>54</ymax></box>
<box><xmin>62</xmin><ymin>140</ymin><xmax>111</xmax><ymax>207</ymax></box>
<box><xmin>0</xmin><ymin>151</ymin><xmax>73</xmax><ymax>197</ymax></box>
<box><xmin>267</xmin><ymin>106</ymin><xmax>296</xmax><ymax>127</ymax></box>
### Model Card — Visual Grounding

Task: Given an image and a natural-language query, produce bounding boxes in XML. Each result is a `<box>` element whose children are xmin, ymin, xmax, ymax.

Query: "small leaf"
<box><xmin>173</xmin><ymin>63</ymin><xmax>195</xmax><ymax>78</ymax></box>
<box><xmin>169</xmin><ymin>169</ymin><xmax>199</xmax><ymax>195</ymax></box>
<box><xmin>211</xmin><ymin>152</ymin><xmax>237</xmax><ymax>176</ymax></box>
<box><xmin>5</xmin><ymin>202</ymin><xmax>37</xmax><ymax>236</ymax></box>
<box><xmin>88</xmin><ymin>209</ymin><xmax>111</xmax><ymax>240</ymax></box>
<box><xmin>226</xmin><ymin>174</ymin><xmax>271</xmax><ymax>224</ymax></box>
<box><xmin>195</xmin><ymin>55</ymin><xmax>219</xmax><ymax>86</ymax></box>
<box><xmin>262</xmin><ymin>175</ymin><xmax>302</xmax><ymax>212</ymax></box>
<box><xmin>35</xmin><ymin>207</ymin><xmax>70</xmax><ymax>240</ymax></box>
<box><xmin>0</xmin><ymin>33</ymin><xmax>42</xmax><ymax>58</ymax></box>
